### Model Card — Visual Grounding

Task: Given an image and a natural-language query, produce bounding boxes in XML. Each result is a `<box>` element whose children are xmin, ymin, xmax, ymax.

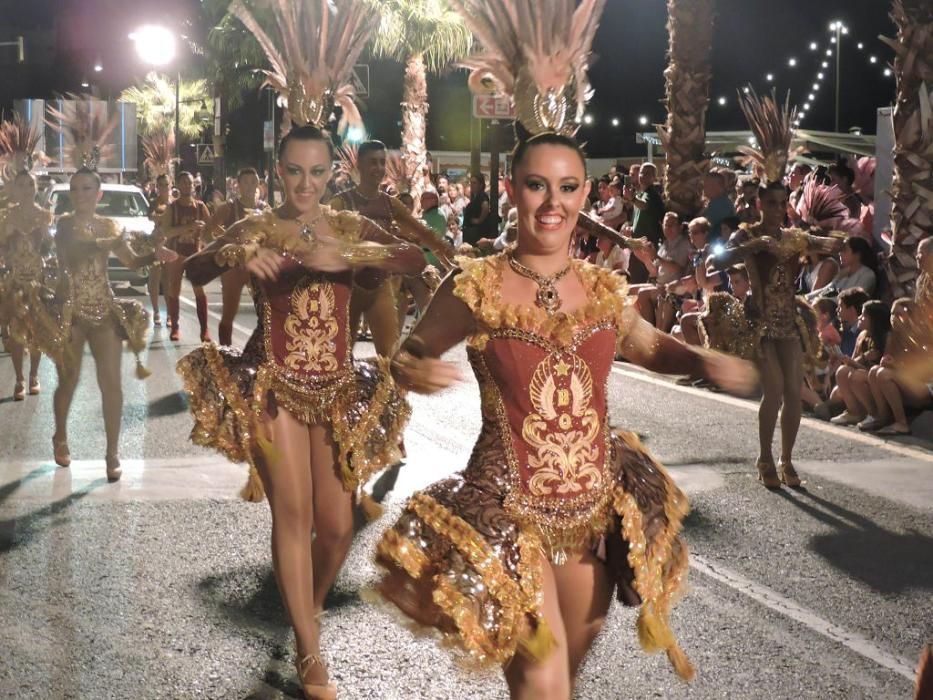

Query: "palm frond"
<box><xmin>736</xmin><ymin>87</ymin><xmax>796</xmax><ymax>185</ymax></box>
<box><xmin>370</xmin><ymin>0</ymin><xmax>473</xmax><ymax>74</ymax></box>
<box><xmin>119</xmin><ymin>73</ymin><xmax>211</xmax><ymax>139</ymax></box>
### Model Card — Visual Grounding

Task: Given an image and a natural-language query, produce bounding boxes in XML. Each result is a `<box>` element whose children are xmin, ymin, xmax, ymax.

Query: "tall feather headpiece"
<box><xmin>141</xmin><ymin>130</ymin><xmax>176</xmax><ymax>178</ymax></box>
<box><xmin>45</xmin><ymin>96</ymin><xmax>118</xmax><ymax>171</ymax></box>
<box><xmin>795</xmin><ymin>175</ymin><xmax>849</xmax><ymax>230</ymax></box>
<box><xmin>230</xmin><ymin>0</ymin><xmax>378</xmax><ymax>132</ymax></box>
<box><xmin>0</xmin><ymin>112</ymin><xmax>49</xmax><ymax>179</ymax></box>
<box><xmin>450</xmin><ymin>0</ymin><xmax>606</xmax><ymax>136</ymax></box>
<box><xmin>737</xmin><ymin>88</ymin><xmax>797</xmax><ymax>186</ymax></box>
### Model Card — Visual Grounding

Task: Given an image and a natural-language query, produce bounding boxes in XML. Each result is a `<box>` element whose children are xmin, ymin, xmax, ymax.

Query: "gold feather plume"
<box><xmin>141</xmin><ymin>130</ymin><xmax>176</xmax><ymax>178</ymax></box>
<box><xmin>449</xmin><ymin>0</ymin><xmax>607</xmax><ymax>136</ymax></box>
<box><xmin>0</xmin><ymin>112</ymin><xmax>49</xmax><ymax>179</ymax></box>
<box><xmin>736</xmin><ymin>87</ymin><xmax>797</xmax><ymax>186</ymax></box>
<box><xmin>45</xmin><ymin>96</ymin><xmax>119</xmax><ymax>170</ymax></box>
<box><xmin>335</xmin><ymin>143</ymin><xmax>359</xmax><ymax>182</ymax></box>
<box><xmin>230</xmin><ymin>0</ymin><xmax>378</xmax><ymax>132</ymax></box>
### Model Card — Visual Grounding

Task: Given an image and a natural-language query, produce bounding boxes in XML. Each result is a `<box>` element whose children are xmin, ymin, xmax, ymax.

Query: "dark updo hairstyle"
<box><xmin>71</xmin><ymin>167</ymin><xmax>101</xmax><ymax>189</ymax></box>
<box><xmin>277</xmin><ymin>124</ymin><xmax>336</xmax><ymax>162</ymax></box>
<box><xmin>844</xmin><ymin>236</ymin><xmax>878</xmax><ymax>275</ymax></box>
<box><xmin>861</xmin><ymin>300</ymin><xmax>891</xmax><ymax>354</ymax></box>
<box><xmin>510</xmin><ymin>130</ymin><xmax>587</xmax><ymax>176</ymax></box>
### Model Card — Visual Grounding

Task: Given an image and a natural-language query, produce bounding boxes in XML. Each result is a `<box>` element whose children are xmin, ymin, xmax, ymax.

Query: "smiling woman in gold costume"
<box><xmin>373</xmin><ymin>2</ymin><xmax>757</xmax><ymax>698</ymax></box>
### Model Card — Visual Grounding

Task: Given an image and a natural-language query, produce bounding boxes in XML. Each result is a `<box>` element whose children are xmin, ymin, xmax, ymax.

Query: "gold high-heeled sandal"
<box><xmin>105</xmin><ymin>456</ymin><xmax>122</xmax><ymax>483</ymax></box>
<box><xmin>13</xmin><ymin>380</ymin><xmax>26</xmax><ymax>401</ymax></box>
<box><xmin>296</xmin><ymin>654</ymin><xmax>337</xmax><ymax>700</ymax></box>
<box><xmin>53</xmin><ymin>435</ymin><xmax>71</xmax><ymax>468</ymax></box>
<box><xmin>756</xmin><ymin>459</ymin><xmax>781</xmax><ymax>490</ymax></box>
<box><xmin>779</xmin><ymin>460</ymin><xmax>802</xmax><ymax>488</ymax></box>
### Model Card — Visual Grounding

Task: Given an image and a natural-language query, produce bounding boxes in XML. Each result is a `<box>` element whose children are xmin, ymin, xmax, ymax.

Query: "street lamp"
<box><xmin>638</xmin><ymin>115</ymin><xmax>648</xmax><ymax>127</ymax></box>
<box><xmin>828</xmin><ymin>20</ymin><xmax>847</xmax><ymax>132</ymax></box>
<box><xmin>610</xmin><ymin>117</ymin><xmax>620</xmax><ymax>127</ymax></box>
<box><xmin>130</xmin><ymin>25</ymin><xmax>180</xmax><ymax>163</ymax></box>
<box><xmin>583</xmin><ymin>114</ymin><xmax>594</xmax><ymax>125</ymax></box>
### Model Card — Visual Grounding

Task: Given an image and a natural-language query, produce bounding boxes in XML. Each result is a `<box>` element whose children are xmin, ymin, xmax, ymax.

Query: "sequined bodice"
<box><xmin>0</xmin><ymin>209</ymin><xmax>50</xmax><ymax>284</ymax></box>
<box><xmin>742</xmin><ymin>227</ymin><xmax>807</xmax><ymax>339</ymax></box>
<box><xmin>57</xmin><ymin>218</ymin><xmax>117</xmax><ymax>324</ymax></box>
<box><xmin>256</xmin><ymin>260</ymin><xmax>354</xmax><ymax>386</ymax></box>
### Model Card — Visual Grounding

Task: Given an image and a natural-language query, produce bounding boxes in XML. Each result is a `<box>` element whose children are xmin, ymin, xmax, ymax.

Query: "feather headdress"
<box><xmin>230</xmin><ymin>0</ymin><xmax>378</xmax><ymax>132</ymax></box>
<box><xmin>0</xmin><ymin>112</ymin><xmax>49</xmax><ymax>179</ymax></box>
<box><xmin>45</xmin><ymin>97</ymin><xmax>118</xmax><ymax>171</ymax></box>
<box><xmin>141</xmin><ymin>130</ymin><xmax>176</xmax><ymax>178</ymax></box>
<box><xmin>449</xmin><ymin>0</ymin><xmax>606</xmax><ymax>136</ymax></box>
<box><xmin>795</xmin><ymin>175</ymin><xmax>849</xmax><ymax>230</ymax></box>
<box><xmin>737</xmin><ymin>88</ymin><xmax>797</xmax><ymax>186</ymax></box>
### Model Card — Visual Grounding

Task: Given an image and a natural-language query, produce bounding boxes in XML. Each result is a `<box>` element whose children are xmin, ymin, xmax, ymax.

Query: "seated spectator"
<box><xmin>718</xmin><ymin>215</ymin><xmax>741</xmax><ymax>242</ymax></box>
<box><xmin>808</xmin><ymin>236</ymin><xmax>878</xmax><ymax>299</ymax></box>
<box><xmin>800</xmin><ymin>246</ymin><xmax>840</xmax><ymax>294</ymax></box>
<box><xmin>594</xmin><ymin>232</ymin><xmax>630</xmax><ymax>275</ymax></box>
<box><xmin>858</xmin><ymin>298</ymin><xmax>932</xmax><ymax>434</ymax></box>
<box><xmin>596</xmin><ymin>177</ymin><xmax>628</xmax><ymax>229</ymax></box>
<box><xmin>735</xmin><ymin>177</ymin><xmax>761</xmax><ymax>225</ymax></box>
<box><xmin>630</xmin><ymin>212</ymin><xmax>692</xmax><ymax>330</ymax></box>
<box><xmin>837</xmin><ymin>287</ymin><xmax>870</xmax><ymax>356</ymax></box>
<box><xmin>830</xmin><ymin>300</ymin><xmax>891</xmax><ymax>425</ymax></box>
<box><xmin>701</xmin><ymin>170</ymin><xmax>737</xmax><ymax>235</ymax></box>
<box><xmin>801</xmin><ymin>297</ymin><xmax>843</xmax><ymax>408</ymax></box>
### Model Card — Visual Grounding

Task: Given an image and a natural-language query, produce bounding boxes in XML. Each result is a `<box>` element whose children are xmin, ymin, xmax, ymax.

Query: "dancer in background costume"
<box><xmin>207</xmin><ymin>167</ymin><xmax>268</xmax><ymax>346</ymax></box>
<box><xmin>375</xmin><ymin>2</ymin><xmax>757</xmax><ymax>697</ymax></box>
<box><xmin>178</xmin><ymin>2</ymin><xmax>421</xmax><ymax>698</ymax></box>
<box><xmin>159</xmin><ymin>171</ymin><xmax>211</xmax><ymax>342</ymax></box>
<box><xmin>330</xmin><ymin>140</ymin><xmax>455</xmax><ymax>357</ymax></box>
<box><xmin>709</xmin><ymin>89</ymin><xmax>842</xmax><ymax>489</ymax></box>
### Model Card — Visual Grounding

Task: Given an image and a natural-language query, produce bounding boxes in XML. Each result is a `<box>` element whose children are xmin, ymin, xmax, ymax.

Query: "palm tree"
<box><xmin>657</xmin><ymin>0</ymin><xmax>716</xmax><ymax>218</ymax></box>
<box><xmin>119</xmin><ymin>73</ymin><xmax>212</xmax><ymax>140</ymax></box>
<box><xmin>370</xmin><ymin>0</ymin><xmax>472</xmax><ymax>204</ymax></box>
<box><xmin>881</xmin><ymin>0</ymin><xmax>933</xmax><ymax>298</ymax></box>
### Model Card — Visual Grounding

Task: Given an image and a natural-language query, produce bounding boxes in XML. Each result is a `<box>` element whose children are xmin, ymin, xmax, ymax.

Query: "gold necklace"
<box><xmin>507</xmin><ymin>252</ymin><xmax>572</xmax><ymax>313</ymax></box>
<box><xmin>297</xmin><ymin>211</ymin><xmax>325</xmax><ymax>241</ymax></box>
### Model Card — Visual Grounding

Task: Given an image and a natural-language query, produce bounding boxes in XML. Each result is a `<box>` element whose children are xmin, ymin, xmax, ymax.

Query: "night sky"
<box><xmin>0</xmin><ymin>0</ymin><xmax>898</xmax><ymax>164</ymax></box>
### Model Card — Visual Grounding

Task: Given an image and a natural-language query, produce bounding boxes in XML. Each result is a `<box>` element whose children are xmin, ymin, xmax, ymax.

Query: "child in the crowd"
<box><xmin>830</xmin><ymin>300</ymin><xmax>891</xmax><ymax>425</ymax></box>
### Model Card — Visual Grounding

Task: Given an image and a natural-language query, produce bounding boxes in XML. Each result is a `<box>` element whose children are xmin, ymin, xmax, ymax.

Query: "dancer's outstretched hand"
<box><xmin>246</xmin><ymin>247</ymin><xmax>286</xmax><ymax>281</ymax></box>
<box><xmin>391</xmin><ymin>350</ymin><xmax>463</xmax><ymax>394</ymax></box>
<box><xmin>703</xmin><ymin>353</ymin><xmax>759</xmax><ymax>397</ymax></box>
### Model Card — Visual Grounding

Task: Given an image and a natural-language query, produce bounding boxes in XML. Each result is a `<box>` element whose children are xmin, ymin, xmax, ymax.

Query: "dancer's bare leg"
<box><xmin>309</xmin><ymin>423</ymin><xmax>354</xmax><ymax>613</ymax></box>
<box><xmin>756</xmin><ymin>340</ymin><xmax>784</xmax><ymax>464</ymax></box>
<box><xmin>554</xmin><ymin>551</ymin><xmax>613</xmax><ymax>685</ymax></box>
<box><xmin>9</xmin><ymin>338</ymin><xmax>25</xmax><ymax>382</ymax></box>
<box><xmin>148</xmin><ymin>264</ymin><xmax>163</xmax><ymax>324</ymax></box>
<box><xmin>365</xmin><ymin>277</ymin><xmax>402</xmax><ymax>357</ymax></box>
<box><xmin>255</xmin><ymin>406</ymin><xmax>325</xmax><ymax>681</ymax></box>
<box><xmin>28</xmin><ymin>350</ymin><xmax>41</xmax><ymax>384</ymax></box>
<box><xmin>86</xmin><ymin>323</ymin><xmax>124</xmax><ymax>461</ymax></box>
<box><xmin>504</xmin><ymin>564</ymin><xmax>570</xmax><ymax>700</ymax></box>
<box><xmin>53</xmin><ymin>326</ymin><xmax>88</xmax><ymax>448</ymax></box>
<box><xmin>218</xmin><ymin>267</ymin><xmax>249</xmax><ymax>346</ymax></box>
<box><xmin>774</xmin><ymin>338</ymin><xmax>803</xmax><ymax>463</ymax></box>
<box><xmin>163</xmin><ymin>259</ymin><xmax>184</xmax><ymax>335</ymax></box>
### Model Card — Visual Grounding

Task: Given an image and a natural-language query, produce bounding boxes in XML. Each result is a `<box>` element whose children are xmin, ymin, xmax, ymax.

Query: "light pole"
<box><xmin>829</xmin><ymin>20</ymin><xmax>848</xmax><ymax>133</ymax></box>
<box><xmin>130</xmin><ymin>25</ymin><xmax>179</xmax><ymax>162</ymax></box>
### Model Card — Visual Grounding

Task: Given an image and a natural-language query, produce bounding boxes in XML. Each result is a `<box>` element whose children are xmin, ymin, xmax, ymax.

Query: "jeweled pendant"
<box><xmin>536</xmin><ymin>283</ymin><xmax>561</xmax><ymax>313</ymax></box>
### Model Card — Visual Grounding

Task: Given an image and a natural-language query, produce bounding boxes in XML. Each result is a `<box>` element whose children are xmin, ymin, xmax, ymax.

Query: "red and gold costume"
<box><xmin>702</xmin><ymin>223</ymin><xmax>820</xmax><ymax>369</ymax></box>
<box><xmin>53</xmin><ymin>214</ymin><xmax>152</xmax><ymax>368</ymax></box>
<box><xmin>177</xmin><ymin>208</ymin><xmax>411</xmax><ymax>499</ymax></box>
<box><xmin>162</xmin><ymin>197</ymin><xmax>212</xmax><ymax>336</ymax></box>
<box><xmin>0</xmin><ymin>204</ymin><xmax>62</xmax><ymax>357</ymax></box>
<box><xmin>376</xmin><ymin>253</ymin><xmax>692</xmax><ymax>677</ymax></box>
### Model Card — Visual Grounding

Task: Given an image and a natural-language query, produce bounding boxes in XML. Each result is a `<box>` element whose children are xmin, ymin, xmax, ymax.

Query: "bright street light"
<box><xmin>813</xmin><ymin>83</ymin><xmax>820</xmax><ymax>91</ymax></box>
<box><xmin>717</xmin><ymin>96</ymin><xmax>727</xmax><ymax>106</ymax></box>
<box><xmin>93</xmin><ymin>62</ymin><xmax>103</xmax><ymax>73</ymax></box>
<box><xmin>638</xmin><ymin>115</ymin><xmax>648</xmax><ymax>126</ymax></box>
<box><xmin>809</xmin><ymin>42</ymin><xmax>818</xmax><ymax>51</ymax></box>
<box><xmin>826</xmin><ymin>49</ymin><xmax>833</xmax><ymax>56</ymax></box>
<box><xmin>742</xmin><ymin>86</ymin><xmax>751</xmax><ymax>94</ymax></box>
<box><xmin>808</xmin><ymin>93</ymin><xmax>815</xmax><ymax>101</ymax></box>
<box><xmin>822</xmin><ymin>61</ymin><xmax>829</xmax><ymax>68</ymax></box>
<box><xmin>583</xmin><ymin>114</ymin><xmax>593</xmax><ymax>125</ymax></box>
<box><xmin>766</xmin><ymin>73</ymin><xmax>774</xmax><ymax>81</ymax></box>
<box><xmin>857</xmin><ymin>42</ymin><xmax>864</xmax><ymax>50</ymax></box>
<box><xmin>788</xmin><ymin>58</ymin><xmax>797</xmax><ymax>67</ymax></box>
<box><xmin>130</xmin><ymin>25</ymin><xmax>176</xmax><ymax>66</ymax></box>
<box><xmin>869</xmin><ymin>56</ymin><xmax>878</xmax><ymax>64</ymax></box>
<box><xmin>80</xmin><ymin>79</ymin><xmax>89</xmax><ymax>88</ymax></box>
<box><xmin>884</xmin><ymin>68</ymin><xmax>893</xmax><ymax>77</ymax></box>
<box><xmin>611</xmin><ymin>117</ymin><xmax>620</xmax><ymax>127</ymax></box>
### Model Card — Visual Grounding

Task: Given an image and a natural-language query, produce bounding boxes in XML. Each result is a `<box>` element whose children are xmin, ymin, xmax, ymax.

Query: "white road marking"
<box><xmin>691</xmin><ymin>555</ymin><xmax>916</xmax><ymax>681</ymax></box>
<box><xmin>611</xmin><ymin>365</ymin><xmax>933</xmax><ymax>463</ymax></box>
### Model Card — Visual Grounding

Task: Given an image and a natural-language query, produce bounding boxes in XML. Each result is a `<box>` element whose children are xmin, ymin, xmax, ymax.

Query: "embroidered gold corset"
<box><xmin>454</xmin><ymin>254</ymin><xmax>631</xmax><ymax>557</ymax></box>
<box><xmin>741</xmin><ymin>226</ymin><xmax>809</xmax><ymax>339</ymax></box>
<box><xmin>57</xmin><ymin>216</ymin><xmax>118</xmax><ymax>325</ymax></box>
<box><xmin>0</xmin><ymin>208</ymin><xmax>51</xmax><ymax>284</ymax></box>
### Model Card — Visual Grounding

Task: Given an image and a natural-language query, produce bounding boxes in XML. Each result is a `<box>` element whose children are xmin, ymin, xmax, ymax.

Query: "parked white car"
<box><xmin>46</xmin><ymin>183</ymin><xmax>155</xmax><ymax>287</ymax></box>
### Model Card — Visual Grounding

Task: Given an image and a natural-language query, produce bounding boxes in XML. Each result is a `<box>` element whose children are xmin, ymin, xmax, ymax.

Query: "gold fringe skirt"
<box><xmin>375</xmin><ymin>430</ymin><xmax>694</xmax><ymax>680</ymax></box>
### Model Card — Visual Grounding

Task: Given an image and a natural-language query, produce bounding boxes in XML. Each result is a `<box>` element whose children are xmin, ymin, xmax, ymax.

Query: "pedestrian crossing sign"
<box><xmin>197</xmin><ymin>144</ymin><xmax>215</xmax><ymax>165</ymax></box>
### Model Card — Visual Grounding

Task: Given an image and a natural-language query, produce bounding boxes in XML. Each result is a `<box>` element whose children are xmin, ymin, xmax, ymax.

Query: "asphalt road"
<box><xmin>1</xmin><ymin>280</ymin><xmax>931</xmax><ymax>700</ymax></box>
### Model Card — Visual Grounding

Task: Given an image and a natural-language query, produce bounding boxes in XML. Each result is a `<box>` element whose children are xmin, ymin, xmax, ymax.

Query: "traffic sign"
<box><xmin>196</xmin><ymin>144</ymin><xmax>215</xmax><ymax>164</ymax></box>
<box><xmin>472</xmin><ymin>95</ymin><xmax>515</xmax><ymax>120</ymax></box>
<box><xmin>352</xmin><ymin>64</ymin><xmax>370</xmax><ymax>97</ymax></box>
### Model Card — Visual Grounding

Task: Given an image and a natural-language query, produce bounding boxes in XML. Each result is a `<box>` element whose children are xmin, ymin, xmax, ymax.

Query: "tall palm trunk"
<box><xmin>401</xmin><ymin>52</ymin><xmax>428</xmax><ymax>208</ymax></box>
<box><xmin>883</xmin><ymin>0</ymin><xmax>933</xmax><ymax>298</ymax></box>
<box><xmin>658</xmin><ymin>0</ymin><xmax>715</xmax><ymax>219</ymax></box>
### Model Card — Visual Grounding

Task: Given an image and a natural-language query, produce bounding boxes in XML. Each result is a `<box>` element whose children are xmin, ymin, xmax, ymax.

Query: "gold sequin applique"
<box><xmin>284</xmin><ymin>282</ymin><xmax>340</xmax><ymax>373</ymax></box>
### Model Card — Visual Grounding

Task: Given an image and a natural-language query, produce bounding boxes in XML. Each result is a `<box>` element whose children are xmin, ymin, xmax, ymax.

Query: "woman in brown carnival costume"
<box><xmin>179</xmin><ymin>125</ymin><xmax>423</xmax><ymax>700</ymax></box>
<box><xmin>709</xmin><ymin>90</ymin><xmax>842</xmax><ymax>489</ymax></box>
<box><xmin>178</xmin><ymin>3</ymin><xmax>412</xmax><ymax>698</ymax></box>
<box><xmin>52</xmin><ymin>167</ymin><xmax>177</xmax><ymax>481</ymax></box>
<box><xmin>375</xmin><ymin>2</ymin><xmax>757</xmax><ymax>697</ymax></box>
<box><xmin>0</xmin><ymin>171</ymin><xmax>56</xmax><ymax>400</ymax></box>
